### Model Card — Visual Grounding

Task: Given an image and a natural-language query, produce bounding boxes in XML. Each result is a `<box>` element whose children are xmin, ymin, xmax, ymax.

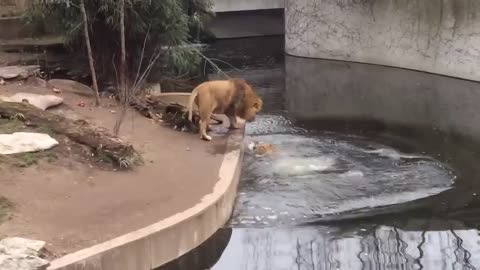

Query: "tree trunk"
<box><xmin>0</xmin><ymin>101</ymin><xmax>141</xmax><ymax>169</ymax></box>
<box><xmin>80</xmin><ymin>0</ymin><xmax>101</xmax><ymax>106</ymax></box>
<box><xmin>114</xmin><ymin>0</ymin><xmax>127</xmax><ymax>136</ymax></box>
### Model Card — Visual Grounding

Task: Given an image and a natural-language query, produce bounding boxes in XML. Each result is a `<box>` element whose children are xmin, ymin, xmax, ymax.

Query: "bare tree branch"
<box><xmin>80</xmin><ymin>0</ymin><xmax>101</xmax><ymax>106</ymax></box>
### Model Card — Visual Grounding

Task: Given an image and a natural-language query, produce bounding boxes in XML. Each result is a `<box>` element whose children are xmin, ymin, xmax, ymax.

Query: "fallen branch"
<box><xmin>0</xmin><ymin>101</ymin><xmax>141</xmax><ymax>169</ymax></box>
<box><xmin>130</xmin><ymin>96</ymin><xmax>223</xmax><ymax>132</ymax></box>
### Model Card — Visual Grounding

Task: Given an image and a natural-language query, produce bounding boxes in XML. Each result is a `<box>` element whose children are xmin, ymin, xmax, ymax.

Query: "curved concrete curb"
<box><xmin>47</xmin><ymin>130</ymin><xmax>245</xmax><ymax>270</ymax></box>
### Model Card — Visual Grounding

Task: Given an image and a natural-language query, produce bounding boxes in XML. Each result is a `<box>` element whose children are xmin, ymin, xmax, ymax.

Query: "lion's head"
<box><xmin>231</xmin><ymin>79</ymin><xmax>263</xmax><ymax>122</ymax></box>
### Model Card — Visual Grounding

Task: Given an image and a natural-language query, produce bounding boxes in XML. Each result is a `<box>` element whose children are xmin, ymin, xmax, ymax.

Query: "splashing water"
<box><xmin>230</xmin><ymin>115</ymin><xmax>456</xmax><ymax>227</ymax></box>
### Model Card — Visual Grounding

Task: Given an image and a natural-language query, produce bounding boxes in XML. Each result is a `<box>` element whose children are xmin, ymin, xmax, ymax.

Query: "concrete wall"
<box><xmin>207</xmin><ymin>10</ymin><xmax>284</xmax><ymax>39</ymax></box>
<box><xmin>285</xmin><ymin>56</ymin><xmax>480</xmax><ymax>142</ymax></box>
<box><xmin>212</xmin><ymin>0</ymin><xmax>284</xmax><ymax>12</ymax></box>
<box><xmin>285</xmin><ymin>0</ymin><xmax>480</xmax><ymax>82</ymax></box>
<box><xmin>0</xmin><ymin>0</ymin><xmax>27</xmax><ymax>16</ymax></box>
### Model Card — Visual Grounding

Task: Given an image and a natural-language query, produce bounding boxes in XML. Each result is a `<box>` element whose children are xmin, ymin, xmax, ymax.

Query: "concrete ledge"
<box><xmin>212</xmin><ymin>0</ymin><xmax>284</xmax><ymax>12</ymax></box>
<box><xmin>207</xmin><ymin>9</ymin><xmax>284</xmax><ymax>39</ymax></box>
<box><xmin>0</xmin><ymin>16</ymin><xmax>33</xmax><ymax>40</ymax></box>
<box><xmin>47</xmin><ymin>131</ymin><xmax>245</xmax><ymax>270</ymax></box>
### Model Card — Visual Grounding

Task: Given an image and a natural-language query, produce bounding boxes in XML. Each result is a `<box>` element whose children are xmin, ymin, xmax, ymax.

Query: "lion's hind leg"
<box><xmin>199</xmin><ymin>107</ymin><xmax>215</xmax><ymax>141</ymax></box>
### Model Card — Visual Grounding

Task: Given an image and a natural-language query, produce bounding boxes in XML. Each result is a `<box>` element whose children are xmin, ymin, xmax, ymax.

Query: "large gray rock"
<box><xmin>0</xmin><ymin>65</ymin><xmax>40</xmax><ymax>80</ymax></box>
<box><xmin>1</xmin><ymin>92</ymin><xmax>64</xmax><ymax>110</ymax></box>
<box><xmin>0</xmin><ymin>237</ymin><xmax>50</xmax><ymax>270</ymax></box>
<box><xmin>48</xmin><ymin>79</ymin><xmax>94</xmax><ymax>97</ymax></box>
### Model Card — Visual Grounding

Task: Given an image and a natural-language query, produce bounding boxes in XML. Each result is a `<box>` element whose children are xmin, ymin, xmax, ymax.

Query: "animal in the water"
<box><xmin>187</xmin><ymin>79</ymin><xmax>263</xmax><ymax>141</ymax></box>
<box><xmin>248</xmin><ymin>142</ymin><xmax>276</xmax><ymax>156</ymax></box>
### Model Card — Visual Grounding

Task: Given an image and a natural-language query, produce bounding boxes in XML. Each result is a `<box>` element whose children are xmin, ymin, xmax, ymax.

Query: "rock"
<box><xmin>47</xmin><ymin>79</ymin><xmax>94</xmax><ymax>97</ymax></box>
<box><xmin>7</xmin><ymin>93</ymin><xmax>64</xmax><ymax>110</ymax></box>
<box><xmin>0</xmin><ymin>237</ymin><xmax>50</xmax><ymax>270</ymax></box>
<box><xmin>0</xmin><ymin>66</ymin><xmax>40</xmax><ymax>80</ymax></box>
<box><xmin>0</xmin><ymin>237</ymin><xmax>45</xmax><ymax>254</ymax></box>
<box><xmin>24</xmin><ymin>77</ymin><xmax>50</xmax><ymax>89</ymax></box>
<box><xmin>0</xmin><ymin>132</ymin><xmax>59</xmax><ymax>155</ymax></box>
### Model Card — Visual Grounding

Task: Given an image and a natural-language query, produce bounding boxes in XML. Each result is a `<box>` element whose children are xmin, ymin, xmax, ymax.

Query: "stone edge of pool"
<box><xmin>47</xmin><ymin>129</ymin><xmax>245</xmax><ymax>270</ymax></box>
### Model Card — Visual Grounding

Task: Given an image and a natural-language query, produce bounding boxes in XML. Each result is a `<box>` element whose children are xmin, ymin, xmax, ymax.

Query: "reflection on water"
<box><xmin>218</xmin><ymin>227</ymin><xmax>478</xmax><ymax>270</ymax></box>
<box><xmin>160</xmin><ymin>219</ymin><xmax>479</xmax><ymax>270</ymax></box>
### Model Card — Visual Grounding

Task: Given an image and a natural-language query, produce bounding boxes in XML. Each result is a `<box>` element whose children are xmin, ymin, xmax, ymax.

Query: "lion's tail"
<box><xmin>187</xmin><ymin>87</ymin><xmax>199</xmax><ymax>122</ymax></box>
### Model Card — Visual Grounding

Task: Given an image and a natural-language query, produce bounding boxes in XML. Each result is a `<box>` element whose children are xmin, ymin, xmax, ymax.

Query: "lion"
<box><xmin>187</xmin><ymin>79</ymin><xmax>263</xmax><ymax>141</ymax></box>
<box><xmin>251</xmin><ymin>142</ymin><xmax>276</xmax><ymax>156</ymax></box>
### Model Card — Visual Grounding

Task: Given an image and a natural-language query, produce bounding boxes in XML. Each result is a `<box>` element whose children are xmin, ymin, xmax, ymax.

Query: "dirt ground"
<box><xmin>0</xmin><ymin>82</ymin><xmax>232</xmax><ymax>258</ymax></box>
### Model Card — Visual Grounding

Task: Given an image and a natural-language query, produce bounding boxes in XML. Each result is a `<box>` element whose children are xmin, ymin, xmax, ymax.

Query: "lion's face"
<box><xmin>253</xmin><ymin>143</ymin><xmax>274</xmax><ymax>155</ymax></box>
<box><xmin>243</xmin><ymin>87</ymin><xmax>263</xmax><ymax>122</ymax></box>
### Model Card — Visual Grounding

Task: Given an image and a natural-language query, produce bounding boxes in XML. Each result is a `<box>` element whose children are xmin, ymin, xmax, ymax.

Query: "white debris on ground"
<box><xmin>0</xmin><ymin>132</ymin><xmax>59</xmax><ymax>155</ymax></box>
<box><xmin>0</xmin><ymin>92</ymin><xmax>64</xmax><ymax>110</ymax></box>
<box><xmin>0</xmin><ymin>237</ymin><xmax>49</xmax><ymax>270</ymax></box>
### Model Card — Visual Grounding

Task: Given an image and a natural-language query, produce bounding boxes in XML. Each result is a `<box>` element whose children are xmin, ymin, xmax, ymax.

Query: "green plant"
<box><xmin>14</xmin><ymin>152</ymin><xmax>39</xmax><ymax>167</ymax></box>
<box><xmin>25</xmin><ymin>0</ymin><xmax>214</xmax><ymax>81</ymax></box>
<box><xmin>0</xmin><ymin>197</ymin><xmax>11</xmax><ymax>224</ymax></box>
<box><xmin>0</xmin><ymin>119</ymin><xmax>24</xmax><ymax>134</ymax></box>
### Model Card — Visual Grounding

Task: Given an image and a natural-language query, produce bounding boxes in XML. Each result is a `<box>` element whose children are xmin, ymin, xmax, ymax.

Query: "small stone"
<box><xmin>52</xmin><ymin>88</ymin><xmax>61</xmax><ymax>94</ymax></box>
<box><xmin>0</xmin><ymin>78</ymin><xmax>5</xmax><ymax>85</ymax></box>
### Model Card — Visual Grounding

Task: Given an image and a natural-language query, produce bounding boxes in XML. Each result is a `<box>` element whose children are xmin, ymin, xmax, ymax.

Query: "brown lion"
<box><xmin>252</xmin><ymin>143</ymin><xmax>276</xmax><ymax>156</ymax></box>
<box><xmin>187</xmin><ymin>79</ymin><xmax>263</xmax><ymax>141</ymax></box>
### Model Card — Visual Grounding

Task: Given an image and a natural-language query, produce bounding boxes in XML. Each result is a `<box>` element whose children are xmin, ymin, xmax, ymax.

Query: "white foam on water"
<box><xmin>363</xmin><ymin>148</ymin><xmax>428</xmax><ymax>160</ymax></box>
<box><xmin>340</xmin><ymin>170</ymin><xmax>365</xmax><ymax>178</ymax></box>
<box><xmin>319</xmin><ymin>187</ymin><xmax>451</xmax><ymax>215</ymax></box>
<box><xmin>272</xmin><ymin>156</ymin><xmax>336</xmax><ymax>176</ymax></box>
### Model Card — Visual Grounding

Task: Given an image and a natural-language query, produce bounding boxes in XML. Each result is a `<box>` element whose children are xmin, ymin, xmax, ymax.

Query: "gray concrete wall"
<box><xmin>0</xmin><ymin>0</ymin><xmax>27</xmax><ymax>16</ymax></box>
<box><xmin>285</xmin><ymin>55</ymin><xmax>480</xmax><ymax>142</ymax></box>
<box><xmin>207</xmin><ymin>10</ymin><xmax>284</xmax><ymax>39</ymax></box>
<box><xmin>285</xmin><ymin>0</ymin><xmax>480</xmax><ymax>82</ymax></box>
<box><xmin>212</xmin><ymin>0</ymin><xmax>284</xmax><ymax>12</ymax></box>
